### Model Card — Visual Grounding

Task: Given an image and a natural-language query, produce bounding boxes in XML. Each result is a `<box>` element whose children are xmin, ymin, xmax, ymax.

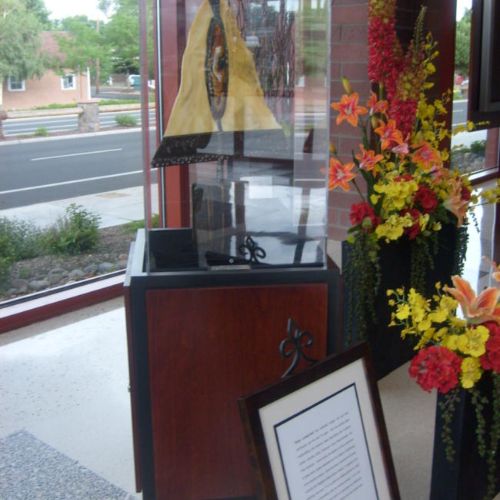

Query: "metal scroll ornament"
<box><xmin>238</xmin><ymin>235</ymin><xmax>266</xmax><ymax>264</ymax></box>
<box><xmin>279</xmin><ymin>318</ymin><xmax>318</xmax><ymax>378</ymax></box>
<box><xmin>205</xmin><ymin>0</ymin><xmax>229</xmax><ymax>129</ymax></box>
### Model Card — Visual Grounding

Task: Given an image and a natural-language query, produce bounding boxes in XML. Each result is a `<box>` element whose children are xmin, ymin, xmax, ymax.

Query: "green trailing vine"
<box><xmin>484</xmin><ymin>374</ymin><xmax>500</xmax><ymax>500</ymax></box>
<box><xmin>410</xmin><ymin>236</ymin><xmax>435</xmax><ymax>293</ymax></box>
<box><xmin>452</xmin><ymin>225</ymin><xmax>469</xmax><ymax>276</ymax></box>
<box><xmin>344</xmin><ymin>233</ymin><xmax>379</xmax><ymax>344</ymax></box>
<box><xmin>439</xmin><ymin>388</ymin><xmax>461</xmax><ymax>463</ymax></box>
<box><xmin>470</xmin><ymin>386</ymin><xmax>488</xmax><ymax>458</ymax></box>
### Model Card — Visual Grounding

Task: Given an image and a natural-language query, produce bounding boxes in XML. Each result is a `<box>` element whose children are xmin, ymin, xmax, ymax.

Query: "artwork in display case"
<box><xmin>149</xmin><ymin>0</ymin><xmax>330</xmax><ymax>272</ymax></box>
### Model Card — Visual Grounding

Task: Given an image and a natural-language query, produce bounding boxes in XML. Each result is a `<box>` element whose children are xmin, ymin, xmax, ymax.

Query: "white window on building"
<box><xmin>7</xmin><ymin>76</ymin><xmax>26</xmax><ymax>91</ymax></box>
<box><xmin>61</xmin><ymin>74</ymin><xmax>76</xmax><ymax>90</ymax></box>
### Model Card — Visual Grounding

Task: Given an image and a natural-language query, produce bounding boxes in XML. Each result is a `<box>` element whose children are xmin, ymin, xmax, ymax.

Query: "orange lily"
<box><xmin>329</xmin><ymin>157</ymin><xmax>356</xmax><ymax>191</ymax></box>
<box><xmin>374</xmin><ymin>119</ymin><xmax>404</xmax><ymax>150</ymax></box>
<box><xmin>444</xmin><ymin>275</ymin><xmax>500</xmax><ymax>324</ymax></box>
<box><xmin>367</xmin><ymin>91</ymin><xmax>388</xmax><ymax>115</ymax></box>
<box><xmin>355</xmin><ymin>145</ymin><xmax>383</xmax><ymax>171</ymax></box>
<box><xmin>331</xmin><ymin>92</ymin><xmax>367</xmax><ymax>127</ymax></box>
<box><xmin>412</xmin><ymin>141</ymin><xmax>443</xmax><ymax>171</ymax></box>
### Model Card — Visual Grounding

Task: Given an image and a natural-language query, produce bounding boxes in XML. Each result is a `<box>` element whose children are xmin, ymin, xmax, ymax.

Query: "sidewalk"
<box><xmin>0</xmin><ymin>185</ymin><xmax>158</xmax><ymax>229</ymax></box>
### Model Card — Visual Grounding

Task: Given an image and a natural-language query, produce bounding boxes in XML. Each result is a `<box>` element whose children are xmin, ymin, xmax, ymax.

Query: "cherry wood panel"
<box><xmin>145</xmin><ymin>283</ymin><xmax>328</xmax><ymax>499</ymax></box>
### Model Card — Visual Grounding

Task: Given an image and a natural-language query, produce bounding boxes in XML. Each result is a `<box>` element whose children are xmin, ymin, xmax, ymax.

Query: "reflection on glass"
<box><xmin>451</xmin><ymin>0</ymin><xmax>499</xmax><ymax>175</ymax></box>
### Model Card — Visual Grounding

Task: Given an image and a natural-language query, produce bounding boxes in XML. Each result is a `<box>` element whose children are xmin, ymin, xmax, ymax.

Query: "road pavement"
<box><xmin>0</xmin><ymin>129</ymin><xmax>158</xmax><ymax>210</ymax></box>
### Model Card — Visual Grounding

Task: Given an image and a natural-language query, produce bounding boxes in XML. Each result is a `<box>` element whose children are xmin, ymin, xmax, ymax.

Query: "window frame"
<box><xmin>61</xmin><ymin>73</ymin><xmax>77</xmax><ymax>91</ymax></box>
<box><xmin>7</xmin><ymin>76</ymin><xmax>26</xmax><ymax>92</ymax></box>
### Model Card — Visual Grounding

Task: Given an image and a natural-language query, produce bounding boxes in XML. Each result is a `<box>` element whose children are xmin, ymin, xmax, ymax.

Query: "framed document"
<box><xmin>238</xmin><ymin>343</ymin><xmax>400</xmax><ymax>500</ymax></box>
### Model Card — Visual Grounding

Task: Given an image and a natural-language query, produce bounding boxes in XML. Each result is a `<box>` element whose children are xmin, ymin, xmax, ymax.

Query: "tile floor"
<box><xmin>0</xmin><ymin>299</ymin><xmax>140</xmax><ymax>498</ymax></box>
<box><xmin>0</xmin><ymin>184</ymin><xmax>497</xmax><ymax>499</ymax></box>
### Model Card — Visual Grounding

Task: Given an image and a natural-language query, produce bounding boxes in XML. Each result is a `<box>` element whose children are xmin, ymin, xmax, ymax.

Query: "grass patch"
<box><xmin>115</xmin><ymin>114</ymin><xmax>138</xmax><ymax>127</ymax></box>
<box><xmin>122</xmin><ymin>214</ymin><xmax>160</xmax><ymax>234</ymax></box>
<box><xmin>34</xmin><ymin>103</ymin><xmax>79</xmax><ymax>110</ymax></box>
<box><xmin>99</xmin><ymin>98</ymin><xmax>140</xmax><ymax>106</ymax></box>
<box><xmin>34</xmin><ymin>127</ymin><xmax>49</xmax><ymax>136</ymax></box>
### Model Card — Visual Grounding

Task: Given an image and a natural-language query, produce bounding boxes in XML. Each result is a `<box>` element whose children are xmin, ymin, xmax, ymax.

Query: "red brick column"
<box><xmin>328</xmin><ymin>0</ymin><xmax>370</xmax><ymax>241</ymax></box>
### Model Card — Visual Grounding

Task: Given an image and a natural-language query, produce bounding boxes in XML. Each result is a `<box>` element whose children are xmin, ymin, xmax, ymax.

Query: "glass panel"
<box><xmin>0</xmin><ymin>2</ymin><xmax>152</xmax><ymax>303</ymax></box>
<box><xmin>451</xmin><ymin>0</ymin><xmax>500</xmax><ymax>175</ymax></box>
<box><xmin>148</xmin><ymin>0</ymin><xmax>330</xmax><ymax>271</ymax></box>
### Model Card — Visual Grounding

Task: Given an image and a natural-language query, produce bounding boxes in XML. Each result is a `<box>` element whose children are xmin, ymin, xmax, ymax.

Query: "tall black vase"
<box><xmin>342</xmin><ymin>224</ymin><xmax>465</xmax><ymax>379</ymax></box>
<box><xmin>431</xmin><ymin>374</ymin><xmax>500</xmax><ymax>500</ymax></box>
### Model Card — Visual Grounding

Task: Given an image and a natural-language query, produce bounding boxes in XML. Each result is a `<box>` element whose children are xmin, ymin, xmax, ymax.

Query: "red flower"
<box><xmin>401</xmin><ymin>208</ymin><xmax>422</xmax><ymax>240</ymax></box>
<box><xmin>415</xmin><ymin>185</ymin><xmax>438</xmax><ymax>213</ymax></box>
<box><xmin>409</xmin><ymin>346</ymin><xmax>461</xmax><ymax>393</ymax></box>
<box><xmin>350</xmin><ymin>202</ymin><xmax>380</xmax><ymax>230</ymax></box>
<box><xmin>480</xmin><ymin>322</ymin><xmax>500</xmax><ymax>373</ymax></box>
<box><xmin>461</xmin><ymin>186</ymin><xmax>472</xmax><ymax>201</ymax></box>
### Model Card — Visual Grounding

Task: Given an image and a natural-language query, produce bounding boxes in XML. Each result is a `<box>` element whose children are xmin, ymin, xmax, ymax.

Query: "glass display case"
<box><xmin>125</xmin><ymin>1</ymin><xmax>335</xmax><ymax>498</ymax></box>
<box><xmin>146</xmin><ymin>0</ymin><xmax>330</xmax><ymax>272</ymax></box>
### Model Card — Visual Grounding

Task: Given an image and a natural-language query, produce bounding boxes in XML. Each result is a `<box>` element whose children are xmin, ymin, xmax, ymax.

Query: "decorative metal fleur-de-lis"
<box><xmin>279</xmin><ymin>318</ymin><xmax>318</xmax><ymax>378</ymax></box>
<box><xmin>239</xmin><ymin>235</ymin><xmax>266</xmax><ymax>263</ymax></box>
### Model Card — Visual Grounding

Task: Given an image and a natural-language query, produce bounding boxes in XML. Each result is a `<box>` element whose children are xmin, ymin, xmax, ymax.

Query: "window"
<box><xmin>7</xmin><ymin>76</ymin><xmax>26</xmax><ymax>91</ymax></box>
<box><xmin>451</xmin><ymin>0</ymin><xmax>500</xmax><ymax>178</ymax></box>
<box><xmin>61</xmin><ymin>74</ymin><xmax>76</xmax><ymax>90</ymax></box>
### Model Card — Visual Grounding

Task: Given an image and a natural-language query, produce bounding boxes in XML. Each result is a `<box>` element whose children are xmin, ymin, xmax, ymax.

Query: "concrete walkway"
<box><xmin>0</xmin><ymin>185</ymin><xmax>158</xmax><ymax>229</ymax></box>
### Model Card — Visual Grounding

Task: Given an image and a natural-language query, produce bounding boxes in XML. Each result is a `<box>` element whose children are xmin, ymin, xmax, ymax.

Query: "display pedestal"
<box><xmin>430</xmin><ymin>376</ymin><xmax>500</xmax><ymax>500</ymax></box>
<box><xmin>124</xmin><ymin>229</ymin><xmax>340</xmax><ymax>499</ymax></box>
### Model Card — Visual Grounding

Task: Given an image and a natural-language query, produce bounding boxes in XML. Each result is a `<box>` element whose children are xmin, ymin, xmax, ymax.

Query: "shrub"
<box><xmin>0</xmin><ymin>217</ymin><xmax>45</xmax><ymax>281</ymax></box>
<box><xmin>115</xmin><ymin>114</ymin><xmax>138</xmax><ymax>127</ymax></box>
<box><xmin>43</xmin><ymin>204</ymin><xmax>101</xmax><ymax>255</ymax></box>
<box><xmin>34</xmin><ymin>127</ymin><xmax>49</xmax><ymax>137</ymax></box>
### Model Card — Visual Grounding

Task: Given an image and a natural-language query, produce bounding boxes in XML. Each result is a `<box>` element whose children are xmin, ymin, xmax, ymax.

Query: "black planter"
<box><xmin>431</xmin><ymin>375</ymin><xmax>500</xmax><ymax>500</ymax></box>
<box><xmin>342</xmin><ymin>224</ymin><xmax>466</xmax><ymax>379</ymax></box>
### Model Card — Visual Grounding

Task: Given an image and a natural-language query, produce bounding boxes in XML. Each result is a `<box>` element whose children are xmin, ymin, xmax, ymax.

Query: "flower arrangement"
<box><xmin>330</xmin><ymin>0</ymin><xmax>500</xmax><ymax>340</ymax></box>
<box><xmin>387</xmin><ymin>264</ymin><xmax>500</xmax><ymax>498</ymax></box>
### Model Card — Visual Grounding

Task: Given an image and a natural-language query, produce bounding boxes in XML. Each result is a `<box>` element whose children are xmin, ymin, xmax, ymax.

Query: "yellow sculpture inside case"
<box><xmin>152</xmin><ymin>0</ymin><xmax>284</xmax><ymax>166</ymax></box>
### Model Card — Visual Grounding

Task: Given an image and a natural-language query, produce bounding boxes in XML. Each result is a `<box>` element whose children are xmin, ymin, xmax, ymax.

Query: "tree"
<box><xmin>25</xmin><ymin>0</ymin><xmax>51</xmax><ymax>27</ymax></box>
<box><xmin>455</xmin><ymin>8</ymin><xmax>471</xmax><ymax>77</ymax></box>
<box><xmin>102</xmin><ymin>0</ymin><xmax>140</xmax><ymax>75</ymax></box>
<box><xmin>0</xmin><ymin>0</ymin><xmax>46</xmax><ymax>135</ymax></box>
<box><xmin>55</xmin><ymin>16</ymin><xmax>111</xmax><ymax>94</ymax></box>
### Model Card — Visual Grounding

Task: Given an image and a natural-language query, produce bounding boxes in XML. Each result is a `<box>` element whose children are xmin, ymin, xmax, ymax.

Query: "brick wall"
<box><xmin>328</xmin><ymin>0</ymin><xmax>369</xmax><ymax>242</ymax></box>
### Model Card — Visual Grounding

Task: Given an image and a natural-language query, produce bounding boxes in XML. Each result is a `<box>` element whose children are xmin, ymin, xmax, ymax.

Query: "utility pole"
<box><xmin>95</xmin><ymin>18</ymin><xmax>101</xmax><ymax>95</ymax></box>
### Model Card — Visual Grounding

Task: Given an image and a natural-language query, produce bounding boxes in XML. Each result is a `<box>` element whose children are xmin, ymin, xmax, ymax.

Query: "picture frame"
<box><xmin>238</xmin><ymin>343</ymin><xmax>400</xmax><ymax>500</ymax></box>
<box><xmin>468</xmin><ymin>0</ymin><xmax>500</xmax><ymax>127</ymax></box>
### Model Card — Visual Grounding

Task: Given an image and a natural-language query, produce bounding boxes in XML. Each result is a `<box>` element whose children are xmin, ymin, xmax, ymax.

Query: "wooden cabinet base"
<box><xmin>124</xmin><ymin>231</ymin><xmax>340</xmax><ymax>499</ymax></box>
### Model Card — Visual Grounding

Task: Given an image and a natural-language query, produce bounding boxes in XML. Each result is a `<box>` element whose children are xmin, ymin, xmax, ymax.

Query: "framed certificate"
<box><xmin>238</xmin><ymin>343</ymin><xmax>400</xmax><ymax>500</ymax></box>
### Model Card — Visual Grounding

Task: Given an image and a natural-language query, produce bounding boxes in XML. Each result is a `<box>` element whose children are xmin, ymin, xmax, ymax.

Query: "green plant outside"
<box><xmin>0</xmin><ymin>218</ymin><xmax>45</xmax><ymax>280</ymax></box>
<box><xmin>115</xmin><ymin>114</ymin><xmax>138</xmax><ymax>127</ymax></box>
<box><xmin>34</xmin><ymin>127</ymin><xmax>49</xmax><ymax>136</ymax></box>
<box><xmin>122</xmin><ymin>213</ymin><xmax>160</xmax><ymax>234</ymax></box>
<box><xmin>42</xmin><ymin>204</ymin><xmax>101</xmax><ymax>255</ymax></box>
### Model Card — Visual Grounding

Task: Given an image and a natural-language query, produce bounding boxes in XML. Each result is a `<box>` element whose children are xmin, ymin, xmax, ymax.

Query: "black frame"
<box><xmin>238</xmin><ymin>343</ymin><xmax>400</xmax><ymax>500</ymax></box>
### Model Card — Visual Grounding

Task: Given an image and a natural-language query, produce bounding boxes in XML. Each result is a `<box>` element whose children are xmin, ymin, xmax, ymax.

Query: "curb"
<box><xmin>6</xmin><ymin>103</ymin><xmax>154</xmax><ymax>120</ymax></box>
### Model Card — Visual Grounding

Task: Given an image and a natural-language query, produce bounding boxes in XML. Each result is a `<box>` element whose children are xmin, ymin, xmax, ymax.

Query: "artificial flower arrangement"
<box><xmin>387</xmin><ymin>263</ymin><xmax>500</xmax><ymax>499</ymax></box>
<box><xmin>329</xmin><ymin>0</ymin><xmax>500</xmax><ymax>340</ymax></box>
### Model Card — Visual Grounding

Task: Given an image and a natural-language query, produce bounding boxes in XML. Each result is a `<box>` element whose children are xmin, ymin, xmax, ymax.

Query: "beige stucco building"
<box><xmin>2</xmin><ymin>32</ymin><xmax>90</xmax><ymax>111</ymax></box>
